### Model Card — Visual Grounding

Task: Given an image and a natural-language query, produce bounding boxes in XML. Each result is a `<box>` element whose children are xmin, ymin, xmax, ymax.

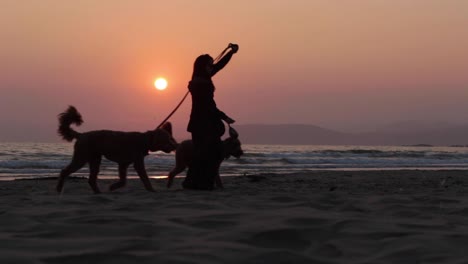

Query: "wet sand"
<box><xmin>1</xmin><ymin>170</ymin><xmax>468</xmax><ymax>263</ymax></box>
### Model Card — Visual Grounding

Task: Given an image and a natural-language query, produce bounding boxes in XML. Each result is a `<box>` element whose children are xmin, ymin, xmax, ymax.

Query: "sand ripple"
<box><xmin>1</xmin><ymin>170</ymin><xmax>468</xmax><ymax>263</ymax></box>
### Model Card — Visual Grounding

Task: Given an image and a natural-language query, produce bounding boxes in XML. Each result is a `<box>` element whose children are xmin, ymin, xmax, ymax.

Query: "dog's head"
<box><xmin>150</xmin><ymin>122</ymin><xmax>178</xmax><ymax>153</ymax></box>
<box><xmin>222</xmin><ymin>126</ymin><xmax>244</xmax><ymax>159</ymax></box>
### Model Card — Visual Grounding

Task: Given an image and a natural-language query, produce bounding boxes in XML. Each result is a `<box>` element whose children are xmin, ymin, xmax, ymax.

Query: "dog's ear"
<box><xmin>229</xmin><ymin>126</ymin><xmax>238</xmax><ymax>139</ymax></box>
<box><xmin>159</xmin><ymin>122</ymin><xmax>173</xmax><ymax>135</ymax></box>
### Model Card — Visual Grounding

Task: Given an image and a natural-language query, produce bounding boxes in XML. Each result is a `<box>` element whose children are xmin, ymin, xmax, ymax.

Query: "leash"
<box><xmin>156</xmin><ymin>44</ymin><xmax>234</xmax><ymax>129</ymax></box>
<box><xmin>213</xmin><ymin>44</ymin><xmax>231</xmax><ymax>64</ymax></box>
<box><xmin>156</xmin><ymin>90</ymin><xmax>190</xmax><ymax>129</ymax></box>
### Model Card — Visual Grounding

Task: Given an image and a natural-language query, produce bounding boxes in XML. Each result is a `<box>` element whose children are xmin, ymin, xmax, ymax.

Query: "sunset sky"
<box><xmin>1</xmin><ymin>0</ymin><xmax>467</xmax><ymax>141</ymax></box>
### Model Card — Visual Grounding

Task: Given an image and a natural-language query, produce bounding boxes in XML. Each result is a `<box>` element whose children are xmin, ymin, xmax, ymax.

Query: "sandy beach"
<box><xmin>1</xmin><ymin>170</ymin><xmax>468</xmax><ymax>264</ymax></box>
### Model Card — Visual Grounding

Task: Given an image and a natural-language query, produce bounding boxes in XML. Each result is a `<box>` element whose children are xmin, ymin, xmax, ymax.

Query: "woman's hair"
<box><xmin>192</xmin><ymin>54</ymin><xmax>213</xmax><ymax>79</ymax></box>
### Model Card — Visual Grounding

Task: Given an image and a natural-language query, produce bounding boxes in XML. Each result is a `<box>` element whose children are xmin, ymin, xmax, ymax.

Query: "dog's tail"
<box><xmin>58</xmin><ymin>106</ymin><xmax>83</xmax><ymax>142</ymax></box>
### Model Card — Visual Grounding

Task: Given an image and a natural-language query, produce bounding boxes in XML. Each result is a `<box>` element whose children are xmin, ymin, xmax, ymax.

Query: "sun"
<box><xmin>154</xmin><ymin>78</ymin><xmax>168</xmax><ymax>90</ymax></box>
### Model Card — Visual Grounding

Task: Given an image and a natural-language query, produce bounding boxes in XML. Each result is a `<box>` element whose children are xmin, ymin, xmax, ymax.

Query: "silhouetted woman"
<box><xmin>183</xmin><ymin>44</ymin><xmax>239</xmax><ymax>190</ymax></box>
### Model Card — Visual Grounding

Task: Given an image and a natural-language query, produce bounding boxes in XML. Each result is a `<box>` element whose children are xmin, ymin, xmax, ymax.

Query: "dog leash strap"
<box><xmin>213</xmin><ymin>44</ymin><xmax>232</xmax><ymax>64</ymax></box>
<box><xmin>157</xmin><ymin>44</ymin><xmax>232</xmax><ymax>129</ymax></box>
<box><xmin>156</xmin><ymin>90</ymin><xmax>190</xmax><ymax>129</ymax></box>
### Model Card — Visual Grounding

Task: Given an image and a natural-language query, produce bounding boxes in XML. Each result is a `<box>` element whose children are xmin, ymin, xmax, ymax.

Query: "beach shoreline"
<box><xmin>1</xmin><ymin>170</ymin><xmax>468</xmax><ymax>263</ymax></box>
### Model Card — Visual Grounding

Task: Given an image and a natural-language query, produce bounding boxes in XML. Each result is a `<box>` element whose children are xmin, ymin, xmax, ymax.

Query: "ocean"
<box><xmin>0</xmin><ymin>143</ymin><xmax>467</xmax><ymax>181</ymax></box>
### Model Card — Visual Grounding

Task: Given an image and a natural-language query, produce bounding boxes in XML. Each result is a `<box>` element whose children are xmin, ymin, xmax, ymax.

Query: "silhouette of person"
<box><xmin>183</xmin><ymin>44</ymin><xmax>239</xmax><ymax>190</ymax></box>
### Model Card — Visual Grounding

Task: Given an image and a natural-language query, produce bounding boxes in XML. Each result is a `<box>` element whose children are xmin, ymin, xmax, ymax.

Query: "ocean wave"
<box><xmin>243</xmin><ymin>149</ymin><xmax>468</xmax><ymax>160</ymax></box>
<box><xmin>1</xmin><ymin>143</ymin><xmax>468</xmax><ymax>180</ymax></box>
<box><xmin>323</xmin><ymin>149</ymin><xmax>384</xmax><ymax>155</ymax></box>
<box><xmin>0</xmin><ymin>160</ymin><xmax>67</xmax><ymax>169</ymax></box>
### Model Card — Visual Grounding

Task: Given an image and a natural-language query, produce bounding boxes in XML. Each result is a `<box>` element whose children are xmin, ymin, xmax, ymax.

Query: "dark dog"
<box><xmin>167</xmin><ymin>126</ymin><xmax>243</xmax><ymax>188</ymax></box>
<box><xmin>57</xmin><ymin>106</ymin><xmax>177</xmax><ymax>193</ymax></box>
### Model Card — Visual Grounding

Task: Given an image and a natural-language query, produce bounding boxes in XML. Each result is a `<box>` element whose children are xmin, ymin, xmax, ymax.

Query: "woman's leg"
<box><xmin>205</xmin><ymin>137</ymin><xmax>223</xmax><ymax>188</ymax></box>
<box><xmin>183</xmin><ymin>132</ymin><xmax>218</xmax><ymax>190</ymax></box>
<box><xmin>183</xmin><ymin>133</ymin><xmax>200</xmax><ymax>189</ymax></box>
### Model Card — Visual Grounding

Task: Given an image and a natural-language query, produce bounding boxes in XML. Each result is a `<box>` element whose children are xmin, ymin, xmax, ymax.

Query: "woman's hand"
<box><xmin>230</xmin><ymin>43</ymin><xmax>239</xmax><ymax>53</ymax></box>
<box><xmin>224</xmin><ymin>116</ymin><xmax>236</xmax><ymax>124</ymax></box>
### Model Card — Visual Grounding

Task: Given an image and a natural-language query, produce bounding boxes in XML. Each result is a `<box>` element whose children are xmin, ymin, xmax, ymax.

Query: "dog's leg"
<box><xmin>167</xmin><ymin>164</ymin><xmax>186</xmax><ymax>188</ymax></box>
<box><xmin>214</xmin><ymin>162</ymin><xmax>224</xmax><ymax>189</ymax></box>
<box><xmin>57</xmin><ymin>160</ymin><xmax>86</xmax><ymax>193</ymax></box>
<box><xmin>134</xmin><ymin>158</ymin><xmax>155</xmax><ymax>192</ymax></box>
<box><xmin>88</xmin><ymin>156</ymin><xmax>102</xmax><ymax>194</ymax></box>
<box><xmin>167</xmin><ymin>145</ymin><xmax>187</xmax><ymax>188</ymax></box>
<box><xmin>110</xmin><ymin>163</ymin><xmax>130</xmax><ymax>191</ymax></box>
<box><xmin>215</xmin><ymin>173</ymin><xmax>224</xmax><ymax>189</ymax></box>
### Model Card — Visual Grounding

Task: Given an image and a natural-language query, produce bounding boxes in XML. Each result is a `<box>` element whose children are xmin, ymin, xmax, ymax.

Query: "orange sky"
<box><xmin>1</xmin><ymin>0</ymin><xmax>467</xmax><ymax>141</ymax></box>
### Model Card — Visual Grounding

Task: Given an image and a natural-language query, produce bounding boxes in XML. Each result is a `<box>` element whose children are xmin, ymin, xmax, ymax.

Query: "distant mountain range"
<box><xmin>234</xmin><ymin>123</ymin><xmax>468</xmax><ymax>146</ymax></box>
<box><xmin>2</xmin><ymin>121</ymin><xmax>466</xmax><ymax>146</ymax></box>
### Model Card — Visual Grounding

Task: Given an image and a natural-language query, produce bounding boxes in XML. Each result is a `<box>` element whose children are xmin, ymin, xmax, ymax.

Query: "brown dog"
<box><xmin>167</xmin><ymin>127</ymin><xmax>243</xmax><ymax>188</ymax></box>
<box><xmin>57</xmin><ymin>106</ymin><xmax>177</xmax><ymax>193</ymax></box>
